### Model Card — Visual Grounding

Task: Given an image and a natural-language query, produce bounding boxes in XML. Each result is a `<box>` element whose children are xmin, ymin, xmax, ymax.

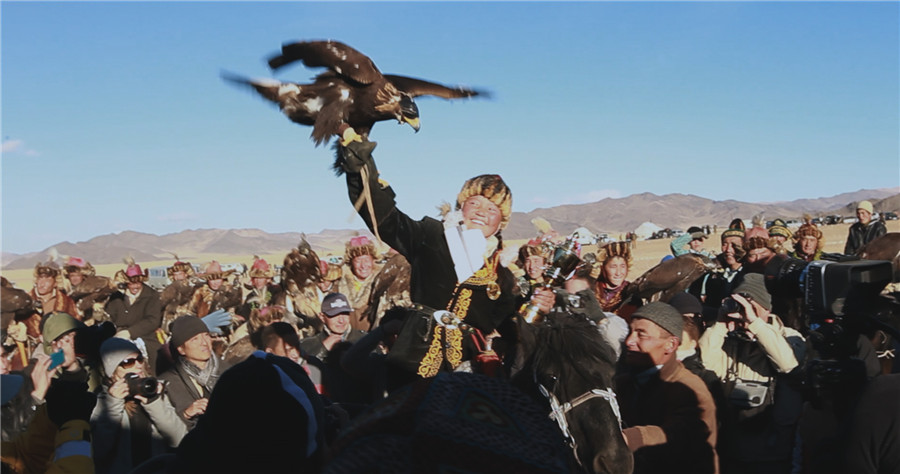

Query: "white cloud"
<box><xmin>1</xmin><ymin>139</ymin><xmax>39</xmax><ymax>156</ymax></box>
<box><xmin>529</xmin><ymin>189</ymin><xmax>622</xmax><ymax>207</ymax></box>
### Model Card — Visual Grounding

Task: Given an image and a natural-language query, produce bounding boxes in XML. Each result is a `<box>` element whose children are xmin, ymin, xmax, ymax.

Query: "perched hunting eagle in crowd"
<box><xmin>222</xmin><ymin>39</ymin><xmax>487</xmax><ymax>146</ymax></box>
<box><xmin>624</xmin><ymin>254</ymin><xmax>716</xmax><ymax>303</ymax></box>
<box><xmin>282</xmin><ymin>235</ymin><xmax>322</xmax><ymax>291</ymax></box>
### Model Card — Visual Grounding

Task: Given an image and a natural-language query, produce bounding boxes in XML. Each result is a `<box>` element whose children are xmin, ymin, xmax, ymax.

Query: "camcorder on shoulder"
<box><xmin>764</xmin><ymin>253</ymin><xmax>897</xmax><ymax>406</ymax></box>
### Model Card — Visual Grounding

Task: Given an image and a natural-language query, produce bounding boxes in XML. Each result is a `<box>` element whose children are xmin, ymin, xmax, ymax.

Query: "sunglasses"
<box><xmin>119</xmin><ymin>355</ymin><xmax>144</xmax><ymax>369</ymax></box>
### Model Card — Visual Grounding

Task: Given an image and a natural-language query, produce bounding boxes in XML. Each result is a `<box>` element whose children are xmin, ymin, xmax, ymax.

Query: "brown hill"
<box><xmin>3</xmin><ymin>189</ymin><xmax>897</xmax><ymax>270</ymax></box>
<box><xmin>504</xmin><ymin>189</ymin><xmax>899</xmax><ymax>239</ymax></box>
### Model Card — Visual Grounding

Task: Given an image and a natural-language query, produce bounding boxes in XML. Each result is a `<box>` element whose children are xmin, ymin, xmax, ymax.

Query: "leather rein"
<box><xmin>538</xmin><ymin>377</ymin><xmax>624</xmax><ymax>468</ymax></box>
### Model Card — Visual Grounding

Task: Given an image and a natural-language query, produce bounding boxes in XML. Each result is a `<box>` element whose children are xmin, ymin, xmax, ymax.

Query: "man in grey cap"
<box><xmin>616</xmin><ymin>301</ymin><xmax>719</xmax><ymax>474</ymax></box>
<box><xmin>299</xmin><ymin>293</ymin><xmax>366</xmax><ymax>362</ymax></box>
<box><xmin>698</xmin><ymin>273</ymin><xmax>805</xmax><ymax>473</ymax></box>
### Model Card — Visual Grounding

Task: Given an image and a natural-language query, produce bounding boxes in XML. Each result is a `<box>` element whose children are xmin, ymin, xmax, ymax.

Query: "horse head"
<box><xmin>513</xmin><ymin>313</ymin><xmax>633</xmax><ymax>474</ymax></box>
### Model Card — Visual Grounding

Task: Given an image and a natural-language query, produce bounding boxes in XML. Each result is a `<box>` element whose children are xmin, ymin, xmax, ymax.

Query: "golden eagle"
<box><xmin>223</xmin><ymin>39</ymin><xmax>487</xmax><ymax>146</ymax></box>
<box><xmin>624</xmin><ymin>254</ymin><xmax>715</xmax><ymax>303</ymax></box>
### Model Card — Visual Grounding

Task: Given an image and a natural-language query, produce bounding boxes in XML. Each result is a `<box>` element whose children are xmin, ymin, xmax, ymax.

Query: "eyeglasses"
<box><xmin>119</xmin><ymin>355</ymin><xmax>144</xmax><ymax>369</ymax></box>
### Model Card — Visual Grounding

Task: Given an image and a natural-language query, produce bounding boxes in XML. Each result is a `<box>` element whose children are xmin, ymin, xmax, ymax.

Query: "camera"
<box><xmin>764</xmin><ymin>254</ymin><xmax>893</xmax><ymax>325</ymax></box>
<box><xmin>125</xmin><ymin>373</ymin><xmax>159</xmax><ymax>399</ymax></box>
<box><xmin>764</xmin><ymin>253</ymin><xmax>896</xmax><ymax>406</ymax></box>
<box><xmin>720</xmin><ymin>292</ymin><xmax>752</xmax><ymax>317</ymax></box>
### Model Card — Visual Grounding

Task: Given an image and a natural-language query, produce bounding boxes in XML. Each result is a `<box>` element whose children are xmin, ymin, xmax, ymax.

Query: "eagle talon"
<box><xmin>340</xmin><ymin>127</ymin><xmax>363</xmax><ymax>146</ymax></box>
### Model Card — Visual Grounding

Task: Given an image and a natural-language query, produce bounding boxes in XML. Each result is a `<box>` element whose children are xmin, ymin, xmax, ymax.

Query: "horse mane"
<box><xmin>531</xmin><ymin>314</ymin><xmax>617</xmax><ymax>390</ymax></box>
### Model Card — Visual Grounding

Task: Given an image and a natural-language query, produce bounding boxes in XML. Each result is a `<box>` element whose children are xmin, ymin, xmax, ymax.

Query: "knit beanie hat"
<box><xmin>667</xmin><ymin>292</ymin><xmax>703</xmax><ymax>316</ymax></box>
<box><xmin>732</xmin><ymin>273</ymin><xmax>772</xmax><ymax>311</ymax></box>
<box><xmin>857</xmin><ymin>200</ymin><xmax>874</xmax><ymax>214</ymax></box>
<box><xmin>456</xmin><ymin>174</ymin><xmax>513</xmax><ymax>231</ymax></box>
<box><xmin>100</xmin><ymin>337</ymin><xmax>141</xmax><ymax>377</ymax></box>
<box><xmin>631</xmin><ymin>302</ymin><xmax>684</xmax><ymax>338</ymax></box>
<box><xmin>169</xmin><ymin>315</ymin><xmax>209</xmax><ymax>349</ymax></box>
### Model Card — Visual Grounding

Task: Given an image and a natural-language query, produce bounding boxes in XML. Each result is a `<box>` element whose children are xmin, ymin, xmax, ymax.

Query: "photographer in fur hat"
<box><xmin>336</xmin><ymin>139</ymin><xmax>541</xmax><ymax>378</ymax></box>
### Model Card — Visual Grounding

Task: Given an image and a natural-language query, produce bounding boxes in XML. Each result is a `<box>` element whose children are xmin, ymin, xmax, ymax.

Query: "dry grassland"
<box><xmin>3</xmin><ymin>222</ymin><xmax>898</xmax><ymax>293</ymax></box>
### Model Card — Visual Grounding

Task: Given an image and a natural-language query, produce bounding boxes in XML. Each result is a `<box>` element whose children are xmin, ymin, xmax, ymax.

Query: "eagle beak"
<box><xmin>404</xmin><ymin>117</ymin><xmax>421</xmax><ymax>132</ymax></box>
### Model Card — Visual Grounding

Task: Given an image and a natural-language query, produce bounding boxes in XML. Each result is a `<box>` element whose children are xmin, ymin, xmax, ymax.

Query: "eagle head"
<box><xmin>398</xmin><ymin>95</ymin><xmax>420</xmax><ymax>132</ymax></box>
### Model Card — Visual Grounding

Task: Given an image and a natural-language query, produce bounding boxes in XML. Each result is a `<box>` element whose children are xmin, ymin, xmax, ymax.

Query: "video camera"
<box><xmin>764</xmin><ymin>254</ymin><xmax>896</xmax><ymax>405</ymax></box>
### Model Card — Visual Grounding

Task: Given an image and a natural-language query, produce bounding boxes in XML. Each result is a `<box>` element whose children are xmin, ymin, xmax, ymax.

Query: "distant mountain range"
<box><xmin>3</xmin><ymin>187</ymin><xmax>897</xmax><ymax>270</ymax></box>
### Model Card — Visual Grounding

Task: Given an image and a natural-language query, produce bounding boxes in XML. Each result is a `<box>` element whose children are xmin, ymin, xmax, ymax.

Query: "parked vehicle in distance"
<box><xmin>147</xmin><ymin>264</ymin><xmax>202</xmax><ymax>291</ymax></box>
<box><xmin>883</xmin><ymin>211</ymin><xmax>898</xmax><ymax>221</ymax></box>
<box><xmin>824</xmin><ymin>215</ymin><xmax>843</xmax><ymax>225</ymax></box>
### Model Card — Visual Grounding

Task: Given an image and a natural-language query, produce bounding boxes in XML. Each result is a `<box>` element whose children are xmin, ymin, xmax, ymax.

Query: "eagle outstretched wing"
<box><xmin>269</xmin><ymin>40</ymin><xmax>382</xmax><ymax>85</ymax></box>
<box><xmin>225</xmin><ymin>39</ymin><xmax>489</xmax><ymax>147</ymax></box>
<box><xmin>384</xmin><ymin>75</ymin><xmax>486</xmax><ymax>99</ymax></box>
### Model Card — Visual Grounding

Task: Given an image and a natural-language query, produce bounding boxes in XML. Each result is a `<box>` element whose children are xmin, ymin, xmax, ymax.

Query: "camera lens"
<box><xmin>721</xmin><ymin>297</ymin><xmax>743</xmax><ymax>316</ymax></box>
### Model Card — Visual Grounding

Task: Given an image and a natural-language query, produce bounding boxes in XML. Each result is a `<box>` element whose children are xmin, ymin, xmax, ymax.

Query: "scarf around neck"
<box><xmin>179</xmin><ymin>354</ymin><xmax>220</xmax><ymax>395</ymax></box>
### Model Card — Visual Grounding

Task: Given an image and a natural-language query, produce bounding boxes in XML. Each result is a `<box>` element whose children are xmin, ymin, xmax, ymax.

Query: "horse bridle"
<box><xmin>537</xmin><ymin>375</ymin><xmax>624</xmax><ymax>467</ymax></box>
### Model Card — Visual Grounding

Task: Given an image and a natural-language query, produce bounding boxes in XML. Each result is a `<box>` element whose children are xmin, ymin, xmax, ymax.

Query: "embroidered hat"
<box><xmin>321</xmin><ymin>293</ymin><xmax>352</xmax><ymax>317</ymax></box>
<box><xmin>767</xmin><ymin>219</ymin><xmax>792</xmax><ymax>240</ymax></box>
<box><xmin>721</xmin><ymin>218</ymin><xmax>746</xmax><ymax>242</ymax></box>
<box><xmin>456</xmin><ymin>174</ymin><xmax>513</xmax><ymax>231</ymax></box>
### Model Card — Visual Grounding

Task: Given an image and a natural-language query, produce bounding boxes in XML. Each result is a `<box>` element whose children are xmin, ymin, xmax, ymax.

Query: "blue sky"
<box><xmin>2</xmin><ymin>1</ymin><xmax>898</xmax><ymax>255</ymax></box>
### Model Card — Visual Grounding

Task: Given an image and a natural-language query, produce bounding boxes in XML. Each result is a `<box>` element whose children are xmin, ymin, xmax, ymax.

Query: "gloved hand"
<box><xmin>45</xmin><ymin>379</ymin><xmax>97</xmax><ymax>427</ymax></box>
<box><xmin>336</xmin><ymin>139</ymin><xmax>378</xmax><ymax>175</ymax></box>
<box><xmin>202</xmin><ymin>309</ymin><xmax>232</xmax><ymax>336</ymax></box>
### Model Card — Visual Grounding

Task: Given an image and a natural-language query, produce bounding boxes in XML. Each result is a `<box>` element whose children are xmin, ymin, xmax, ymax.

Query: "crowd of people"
<box><xmin>1</xmin><ymin>136</ymin><xmax>896</xmax><ymax>474</ymax></box>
